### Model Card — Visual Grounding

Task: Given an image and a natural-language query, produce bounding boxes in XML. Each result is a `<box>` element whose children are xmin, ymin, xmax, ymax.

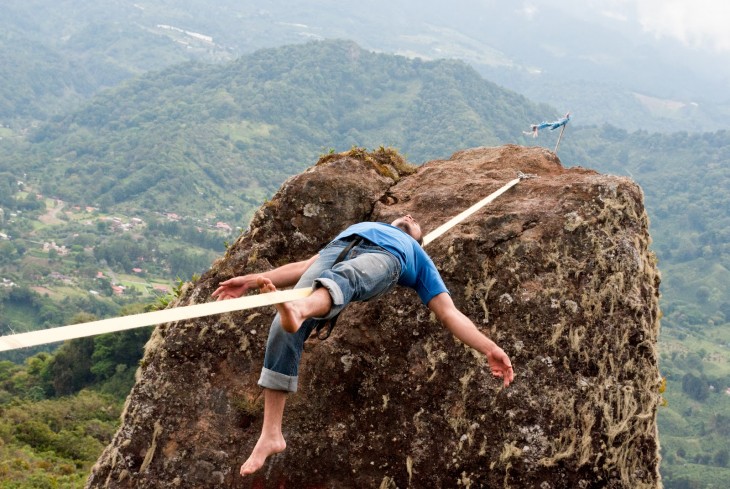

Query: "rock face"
<box><xmin>86</xmin><ymin>145</ymin><xmax>662</xmax><ymax>488</ymax></box>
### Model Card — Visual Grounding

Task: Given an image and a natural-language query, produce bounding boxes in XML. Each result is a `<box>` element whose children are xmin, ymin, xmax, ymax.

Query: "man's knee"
<box><xmin>312</xmin><ymin>276</ymin><xmax>345</xmax><ymax>311</ymax></box>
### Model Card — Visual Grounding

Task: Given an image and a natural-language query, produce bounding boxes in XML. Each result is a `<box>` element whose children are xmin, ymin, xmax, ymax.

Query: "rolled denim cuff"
<box><xmin>258</xmin><ymin>367</ymin><xmax>298</xmax><ymax>393</ymax></box>
<box><xmin>312</xmin><ymin>277</ymin><xmax>345</xmax><ymax>319</ymax></box>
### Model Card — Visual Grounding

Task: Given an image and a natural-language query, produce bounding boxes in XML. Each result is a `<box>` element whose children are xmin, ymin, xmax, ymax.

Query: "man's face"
<box><xmin>391</xmin><ymin>214</ymin><xmax>423</xmax><ymax>244</ymax></box>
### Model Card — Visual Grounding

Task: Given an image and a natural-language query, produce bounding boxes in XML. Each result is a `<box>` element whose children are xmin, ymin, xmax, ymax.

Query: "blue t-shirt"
<box><xmin>334</xmin><ymin>222</ymin><xmax>449</xmax><ymax>305</ymax></box>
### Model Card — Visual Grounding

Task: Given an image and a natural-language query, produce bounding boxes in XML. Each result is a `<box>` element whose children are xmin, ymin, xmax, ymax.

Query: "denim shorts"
<box><xmin>258</xmin><ymin>238</ymin><xmax>401</xmax><ymax>392</ymax></box>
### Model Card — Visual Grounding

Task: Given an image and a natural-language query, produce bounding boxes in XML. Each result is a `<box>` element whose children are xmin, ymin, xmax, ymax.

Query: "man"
<box><xmin>212</xmin><ymin>215</ymin><xmax>514</xmax><ymax>476</ymax></box>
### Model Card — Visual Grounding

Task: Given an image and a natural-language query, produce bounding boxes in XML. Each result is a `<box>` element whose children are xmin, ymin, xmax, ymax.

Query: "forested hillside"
<box><xmin>2</xmin><ymin>41</ymin><xmax>552</xmax><ymax>221</ymax></box>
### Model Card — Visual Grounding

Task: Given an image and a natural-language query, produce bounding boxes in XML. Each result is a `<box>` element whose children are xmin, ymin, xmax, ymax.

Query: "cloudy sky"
<box><xmin>567</xmin><ymin>0</ymin><xmax>730</xmax><ymax>52</ymax></box>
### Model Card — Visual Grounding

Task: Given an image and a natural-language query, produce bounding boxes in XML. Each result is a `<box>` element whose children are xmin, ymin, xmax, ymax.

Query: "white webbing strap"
<box><xmin>421</xmin><ymin>177</ymin><xmax>522</xmax><ymax>246</ymax></box>
<box><xmin>0</xmin><ymin>288</ymin><xmax>312</xmax><ymax>352</ymax></box>
<box><xmin>0</xmin><ymin>175</ymin><xmax>525</xmax><ymax>351</ymax></box>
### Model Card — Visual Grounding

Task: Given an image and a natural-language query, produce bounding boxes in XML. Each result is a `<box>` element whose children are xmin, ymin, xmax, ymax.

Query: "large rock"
<box><xmin>86</xmin><ymin>145</ymin><xmax>662</xmax><ymax>488</ymax></box>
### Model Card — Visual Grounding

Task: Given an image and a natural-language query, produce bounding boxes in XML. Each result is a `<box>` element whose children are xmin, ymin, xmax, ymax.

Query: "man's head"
<box><xmin>391</xmin><ymin>214</ymin><xmax>423</xmax><ymax>245</ymax></box>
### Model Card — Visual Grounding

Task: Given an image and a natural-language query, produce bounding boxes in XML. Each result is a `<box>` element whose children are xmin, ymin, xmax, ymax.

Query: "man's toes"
<box><xmin>257</xmin><ymin>278</ymin><xmax>277</xmax><ymax>294</ymax></box>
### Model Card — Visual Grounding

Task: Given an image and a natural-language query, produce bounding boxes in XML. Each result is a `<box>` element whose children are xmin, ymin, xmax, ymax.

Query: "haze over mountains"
<box><xmin>3</xmin><ymin>0</ymin><xmax>730</xmax><ymax>131</ymax></box>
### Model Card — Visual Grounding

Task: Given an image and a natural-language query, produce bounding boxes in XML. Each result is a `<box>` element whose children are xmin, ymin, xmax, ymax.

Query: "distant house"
<box><xmin>216</xmin><ymin>222</ymin><xmax>233</xmax><ymax>232</ymax></box>
<box><xmin>132</xmin><ymin>268</ymin><xmax>143</xmax><ymax>273</ymax></box>
<box><xmin>111</xmin><ymin>285</ymin><xmax>125</xmax><ymax>295</ymax></box>
<box><xmin>43</xmin><ymin>241</ymin><xmax>69</xmax><ymax>256</ymax></box>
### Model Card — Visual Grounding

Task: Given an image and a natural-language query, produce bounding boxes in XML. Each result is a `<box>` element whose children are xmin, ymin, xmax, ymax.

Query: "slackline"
<box><xmin>421</xmin><ymin>176</ymin><xmax>522</xmax><ymax>246</ymax></box>
<box><xmin>0</xmin><ymin>174</ymin><xmax>528</xmax><ymax>352</ymax></box>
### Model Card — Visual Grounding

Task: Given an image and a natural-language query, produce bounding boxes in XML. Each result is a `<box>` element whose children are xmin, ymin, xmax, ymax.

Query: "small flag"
<box><xmin>525</xmin><ymin>113</ymin><xmax>570</xmax><ymax>138</ymax></box>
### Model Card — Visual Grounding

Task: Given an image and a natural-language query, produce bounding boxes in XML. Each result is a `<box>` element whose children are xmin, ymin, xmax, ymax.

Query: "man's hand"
<box><xmin>485</xmin><ymin>345</ymin><xmax>514</xmax><ymax>388</ymax></box>
<box><xmin>212</xmin><ymin>275</ymin><xmax>260</xmax><ymax>301</ymax></box>
<box><xmin>212</xmin><ymin>254</ymin><xmax>319</xmax><ymax>302</ymax></box>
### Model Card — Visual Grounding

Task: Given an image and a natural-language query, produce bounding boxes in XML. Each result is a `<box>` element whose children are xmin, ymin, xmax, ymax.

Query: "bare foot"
<box><xmin>240</xmin><ymin>434</ymin><xmax>286</xmax><ymax>476</ymax></box>
<box><xmin>256</xmin><ymin>277</ymin><xmax>306</xmax><ymax>333</ymax></box>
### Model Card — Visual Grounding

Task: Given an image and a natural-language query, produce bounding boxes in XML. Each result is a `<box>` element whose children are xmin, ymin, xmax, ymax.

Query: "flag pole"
<box><xmin>554</xmin><ymin>123</ymin><xmax>567</xmax><ymax>154</ymax></box>
<box><xmin>553</xmin><ymin>112</ymin><xmax>570</xmax><ymax>154</ymax></box>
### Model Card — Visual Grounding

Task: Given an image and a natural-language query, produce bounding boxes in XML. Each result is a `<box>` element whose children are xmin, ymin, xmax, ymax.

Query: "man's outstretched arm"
<box><xmin>427</xmin><ymin>292</ymin><xmax>514</xmax><ymax>387</ymax></box>
<box><xmin>212</xmin><ymin>254</ymin><xmax>319</xmax><ymax>301</ymax></box>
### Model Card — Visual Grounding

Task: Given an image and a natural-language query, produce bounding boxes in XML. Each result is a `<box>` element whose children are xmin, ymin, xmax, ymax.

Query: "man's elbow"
<box><xmin>428</xmin><ymin>292</ymin><xmax>457</xmax><ymax>313</ymax></box>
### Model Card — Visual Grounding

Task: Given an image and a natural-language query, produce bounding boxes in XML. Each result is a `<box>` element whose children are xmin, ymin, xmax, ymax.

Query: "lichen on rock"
<box><xmin>86</xmin><ymin>145</ymin><xmax>662</xmax><ymax>489</ymax></box>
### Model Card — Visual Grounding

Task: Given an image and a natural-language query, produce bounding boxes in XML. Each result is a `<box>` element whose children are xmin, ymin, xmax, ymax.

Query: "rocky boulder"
<box><xmin>87</xmin><ymin>145</ymin><xmax>662</xmax><ymax>488</ymax></box>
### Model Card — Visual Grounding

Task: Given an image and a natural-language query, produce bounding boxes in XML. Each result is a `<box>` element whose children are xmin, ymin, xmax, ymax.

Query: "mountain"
<box><xmin>4</xmin><ymin>40</ymin><xmax>551</xmax><ymax>221</ymax></box>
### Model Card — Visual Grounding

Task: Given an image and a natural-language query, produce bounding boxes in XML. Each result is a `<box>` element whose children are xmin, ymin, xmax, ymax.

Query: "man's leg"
<box><xmin>241</xmin><ymin>245</ymin><xmax>399</xmax><ymax>476</ymax></box>
<box><xmin>241</xmin><ymin>273</ymin><xmax>334</xmax><ymax>477</ymax></box>
<box><xmin>240</xmin><ymin>388</ymin><xmax>287</xmax><ymax>476</ymax></box>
